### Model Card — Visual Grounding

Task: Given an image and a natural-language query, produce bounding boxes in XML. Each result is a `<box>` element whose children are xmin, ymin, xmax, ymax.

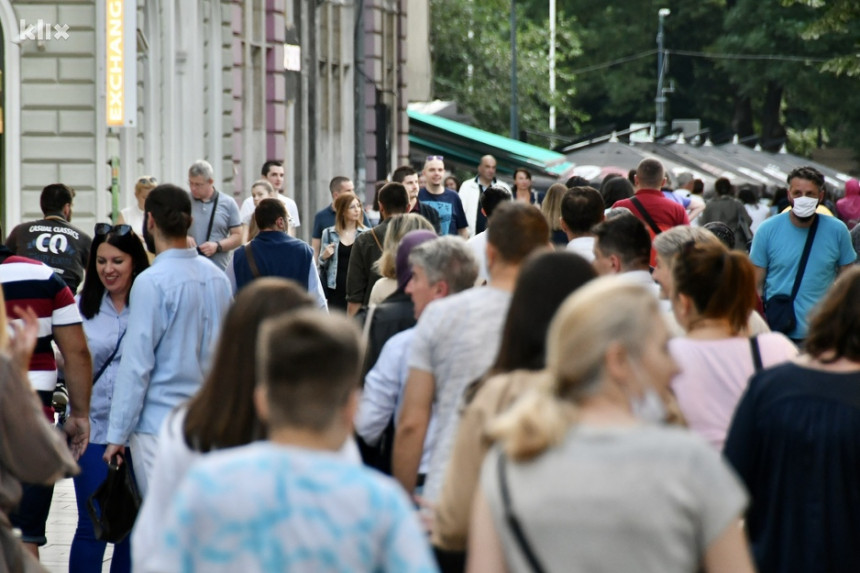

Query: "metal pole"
<box><xmin>510</xmin><ymin>0</ymin><xmax>518</xmax><ymax>140</ymax></box>
<box><xmin>655</xmin><ymin>8</ymin><xmax>670</xmax><ymax>139</ymax></box>
<box><xmin>549</xmin><ymin>0</ymin><xmax>556</xmax><ymax>137</ymax></box>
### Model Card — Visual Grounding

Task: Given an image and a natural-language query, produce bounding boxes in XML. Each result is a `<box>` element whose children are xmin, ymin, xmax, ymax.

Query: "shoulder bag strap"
<box><xmin>629</xmin><ymin>196</ymin><xmax>663</xmax><ymax>236</ymax></box>
<box><xmin>370</xmin><ymin>227</ymin><xmax>383</xmax><ymax>250</ymax></box>
<box><xmin>497</xmin><ymin>452</ymin><xmax>548</xmax><ymax>573</ymax></box>
<box><xmin>244</xmin><ymin>243</ymin><xmax>261</xmax><ymax>278</ymax></box>
<box><xmin>204</xmin><ymin>191</ymin><xmax>220</xmax><ymax>243</ymax></box>
<box><xmin>749</xmin><ymin>336</ymin><xmax>763</xmax><ymax>373</ymax></box>
<box><xmin>93</xmin><ymin>330</ymin><xmax>126</xmax><ymax>386</ymax></box>
<box><xmin>789</xmin><ymin>214</ymin><xmax>820</xmax><ymax>300</ymax></box>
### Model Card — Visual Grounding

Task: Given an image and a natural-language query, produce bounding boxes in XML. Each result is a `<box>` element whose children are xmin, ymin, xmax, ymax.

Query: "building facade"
<box><xmin>0</xmin><ymin>0</ymin><xmax>419</xmax><ymax>240</ymax></box>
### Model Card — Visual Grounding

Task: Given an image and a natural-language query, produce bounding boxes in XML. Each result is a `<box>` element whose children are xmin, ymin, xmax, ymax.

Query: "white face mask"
<box><xmin>629</xmin><ymin>387</ymin><xmax>667</xmax><ymax>424</ymax></box>
<box><xmin>792</xmin><ymin>196</ymin><xmax>818</xmax><ymax>218</ymax></box>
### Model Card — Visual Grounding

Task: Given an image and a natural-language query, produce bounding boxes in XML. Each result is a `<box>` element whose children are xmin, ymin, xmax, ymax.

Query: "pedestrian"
<box><xmin>540</xmin><ymin>183</ymin><xmax>568</xmax><ymax>247</ymax></box>
<box><xmin>149</xmin><ymin>310</ymin><xmax>438</xmax><ymax>572</ymax></box>
<box><xmin>240</xmin><ymin>179</ymin><xmax>280</xmax><ymax>243</ymax></box>
<box><xmin>0</xmin><ymin>301</ymin><xmax>79</xmax><ymax>573</ymax></box>
<box><xmin>697</xmin><ymin>178</ymin><xmax>753</xmax><ymax>251</ymax></box>
<box><xmin>6</xmin><ymin>183</ymin><xmax>92</xmax><ymax>293</ymax></box>
<box><xmin>512</xmin><ymin>168</ymin><xmax>540</xmax><ymax>205</ymax></box>
<box><xmin>69</xmin><ymin>223</ymin><xmax>149</xmax><ymax>573</ymax></box>
<box><xmin>467</xmin><ymin>277</ymin><xmax>755</xmax><ymax>573</ymax></box>
<box><xmin>104</xmin><ymin>184</ymin><xmax>232</xmax><ymax>496</ymax></box>
<box><xmin>725</xmin><ymin>266</ymin><xmax>860</xmax><ymax>572</ymax></box>
<box><xmin>668</xmin><ymin>241</ymin><xmax>797</xmax><ymax>451</ymax></box>
<box><xmin>433</xmin><ymin>251</ymin><xmax>596</xmax><ymax>569</ymax></box>
<box><xmin>319</xmin><ymin>191</ymin><xmax>367</xmax><ymax>310</ymax></box>
<box><xmin>368</xmin><ymin>213</ymin><xmax>435</xmax><ymax>306</ymax></box>
<box><xmin>186</xmin><ymin>160</ymin><xmax>242</xmax><ymax>271</ymax></box>
<box><xmin>132</xmin><ymin>278</ymin><xmax>327</xmax><ymax>571</ymax></box>
<box><xmin>117</xmin><ymin>176</ymin><xmax>158</xmax><ymax>239</ymax></box>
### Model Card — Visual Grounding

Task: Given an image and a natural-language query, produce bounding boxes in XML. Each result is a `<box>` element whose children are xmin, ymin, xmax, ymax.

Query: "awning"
<box><xmin>408</xmin><ymin>110</ymin><xmax>573</xmax><ymax>181</ymax></box>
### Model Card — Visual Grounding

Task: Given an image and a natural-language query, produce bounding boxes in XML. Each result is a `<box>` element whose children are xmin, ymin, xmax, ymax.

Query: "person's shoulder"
<box><xmin>755</xmin><ymin>212</ymin><xmax>785</xmax><ymax>233</ymax></box>
<box><xmin>819</xmin><ymin>212</ymin><xmax>850</xmax><ymax>233</ymax></box>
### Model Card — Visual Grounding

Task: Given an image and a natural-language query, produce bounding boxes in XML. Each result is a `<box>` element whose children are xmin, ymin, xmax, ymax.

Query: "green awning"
<box><xmin>408</xmin><ymin>110</ymin><xmax>572</xmax><ymax>178</ymax></box>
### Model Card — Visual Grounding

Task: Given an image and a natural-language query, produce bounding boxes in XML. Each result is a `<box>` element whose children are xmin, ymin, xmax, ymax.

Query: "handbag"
<box><xmin>87</xmin><ymin>455</ymin><xmax>141</xmax><ymax>543</ymax></box>
<box><xmin>764</xmin><ymin>215</ymin><xmax>819</xmax><ymax>334</ymax></box>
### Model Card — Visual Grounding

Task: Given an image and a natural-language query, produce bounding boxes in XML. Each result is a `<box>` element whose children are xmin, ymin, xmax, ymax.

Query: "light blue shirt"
<box><xmin>751</xmin><ymin>212</ymin><xmax>856</xmax><ymax>339</ymax></box>
<box><xmin>151</xmin><ymin>442</ymin><xmax>439</xmax><ymax>573</ymax></box>
<box><xmin>107</xmin><ymin>248</ymin><xmax>232</xmax><ymax>444</ymax></box>
<box><xmin>355</xmin><ymin>328</ymin><xmax>437</xmax><ymax>474</ymax></box>
<box><xmin>78</xmin><ymin>292</ymin><xmax>129</xmax><ymax>445</ymax></box>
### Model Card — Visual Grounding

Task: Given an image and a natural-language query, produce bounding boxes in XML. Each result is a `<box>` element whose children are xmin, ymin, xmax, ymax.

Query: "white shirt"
<box><xmin>239</xmin><ymin>194</ymin><xmax>301</xmax><ymax>228</ymax></box>
<box><xmin>467</xmin><ymin>231</ymin><xmax>489</xmax><ymax>284</ymax></box>
<box><xmin>566</xmin><ymin>236</ymin><xmax>595</xmax><ymax>262</ymax></box>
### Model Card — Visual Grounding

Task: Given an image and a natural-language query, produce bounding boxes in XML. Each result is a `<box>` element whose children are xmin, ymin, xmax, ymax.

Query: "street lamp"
<box><xmin>655</xmin><ymin>8</ymin><xmax>671</xmax><ymax>139</ymax></box>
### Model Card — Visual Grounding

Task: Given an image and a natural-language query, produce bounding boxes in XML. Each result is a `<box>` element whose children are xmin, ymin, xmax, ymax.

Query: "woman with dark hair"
<box><xmin>738</xmin><ymin>185</ymin><xmax>768</xmax><ymax>233</ymax></box>
<box><xmin>70</xmin><ymin>223</ymin><xmax>150</xmax><ymax>573</ymax></box>
<box><xmin>132</xmin><ymin>278</ymin><xmax>334</xmax><ymax>570</ymax></box>
<box><xmin>698</xmin><ymin>178</ymin><xmax>753</xmax><ymax>251</ymax></box>
<box><xmin>432</xmin><ymin>251</ymin><xmax>596</xmax><ymax>567</ymax></box>
<box><xmin>512</xmin><ymin>168</ymin><xmax>539</xmax><ymax>205</ymax></box>
<box><xmin>725</xmin><ymin>266</ymin><xmax>860</xmax><ymax>572</ymax></box>
<box><xmin>444</xmin><ymin>175</ymin><xmax>461</xmax><ymax>192</ymax></box>
<box><xmin>319</xmin><ymin>192</ymin><xmax>367</xmax><ymax>309</ymax></box>
<box><xmin>669</xmin><ymin>242</ymin><xmax>796</xmax><ymax>451</ymax></box>
<box><xmin>600</xmin><ymin>176</ymin><xmax>634</xmax><ymax>211</ymax></box>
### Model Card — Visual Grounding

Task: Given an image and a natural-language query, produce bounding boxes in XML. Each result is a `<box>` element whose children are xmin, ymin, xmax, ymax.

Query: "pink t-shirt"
<box><xmin>669</xmin><ymin>333</ymin><xmax>798</xmax><ymax>450</ymax></box>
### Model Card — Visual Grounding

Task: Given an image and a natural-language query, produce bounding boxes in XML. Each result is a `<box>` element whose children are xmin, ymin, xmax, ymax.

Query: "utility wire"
<box><xmin>569</xmin><ymin>48</ymin><xmax>845</xmax><ymax>75</ymax></box>
<box><xmin>668</xmin><ymin>49</ymin><xmax>835</xmax><ymax>63</ymax></box>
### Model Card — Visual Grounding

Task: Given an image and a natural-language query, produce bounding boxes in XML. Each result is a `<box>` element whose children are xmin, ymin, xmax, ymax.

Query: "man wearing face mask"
<box><xmin>750</xmin><ymin>166</ymin><xmax>855</xmax><ymax>343</ymax></box>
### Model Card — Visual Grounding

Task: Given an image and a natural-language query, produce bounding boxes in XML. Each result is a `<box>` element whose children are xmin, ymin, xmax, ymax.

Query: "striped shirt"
<box><xmin>0</xmin><ymin>249</ymin><xmax>81</xmax><ymax>392</ymax></box>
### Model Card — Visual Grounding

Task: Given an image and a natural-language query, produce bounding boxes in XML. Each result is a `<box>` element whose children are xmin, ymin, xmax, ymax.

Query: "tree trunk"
<box><xmin>732</xmin><ymin>93</ymin><xmax>754</xmax><ymax>143</ymax></box>
<box><xmin>761</xmin><ymin>82</ymin><xmax>786</xmax><ymax>152</ymax></box>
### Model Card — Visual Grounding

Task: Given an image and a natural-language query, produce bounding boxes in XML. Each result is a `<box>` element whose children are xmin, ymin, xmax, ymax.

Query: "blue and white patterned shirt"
<box><xmin>150</xmin><ymin>442</ymin><xmax>439</xmax><ymax>573</ymax></box>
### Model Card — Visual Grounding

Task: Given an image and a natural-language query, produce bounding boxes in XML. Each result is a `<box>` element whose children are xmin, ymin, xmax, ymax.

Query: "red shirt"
<box><xmin>613</xmin><ymin>188</ymin><xmax>690</xmax><ymax>228</ymax></box>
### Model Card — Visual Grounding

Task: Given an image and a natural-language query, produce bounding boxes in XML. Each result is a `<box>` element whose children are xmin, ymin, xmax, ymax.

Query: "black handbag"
<box><xmin>764</xmin><ymin>215</ymin><xmax>819</xmax><ymax>335</ymax></box>
<box><xmin>87</xmin><ymin>455</ymin><xmax>141</xmax><ymax>543</ymax></box>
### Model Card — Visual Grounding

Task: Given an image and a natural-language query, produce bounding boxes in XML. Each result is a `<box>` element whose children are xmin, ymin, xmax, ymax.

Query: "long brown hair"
<box><xmin>334</xmin><ymin>192</ymin><xmax>365</xmax><ymax>234</ymax></box>
<box><xmin>182</xmin><ymin>278</ymin><xmax>315</xmax><ymax>452</ymax></box>
<box><xmin>671</xmin><ymin>242</ymin><xmax>756</xmax><ymax>335</ymax></box>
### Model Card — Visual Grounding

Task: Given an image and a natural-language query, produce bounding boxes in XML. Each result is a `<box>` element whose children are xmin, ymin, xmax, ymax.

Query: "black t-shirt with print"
<box><xmin>6</xmin><ymin>218</ymin><xmax>92</xmax><ymax>293</ymax></box>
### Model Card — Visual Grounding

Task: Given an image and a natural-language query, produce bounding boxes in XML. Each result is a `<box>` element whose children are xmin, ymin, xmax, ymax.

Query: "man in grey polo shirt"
<box><xmin>187</xmin><ymin>159</ymin><xmax>242</xmax><ymax>271</ymax></box>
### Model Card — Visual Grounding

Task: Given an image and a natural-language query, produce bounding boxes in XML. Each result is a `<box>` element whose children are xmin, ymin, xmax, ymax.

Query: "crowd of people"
<box><xmin>1</xmin><ymin>153</ymin><xmax>860</xmax><ymax>573</ymax></box>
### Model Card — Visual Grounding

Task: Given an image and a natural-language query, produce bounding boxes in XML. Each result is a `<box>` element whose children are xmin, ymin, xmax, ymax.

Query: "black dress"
<box><xmin>326</xmin><ymin>241</ymin><xmax>352</xmax><ymax>310</ymax></box>
<box><xmin>724</xmin><ymin>362</ymin><xmax>860</xmax><ymax>572</ymax></box>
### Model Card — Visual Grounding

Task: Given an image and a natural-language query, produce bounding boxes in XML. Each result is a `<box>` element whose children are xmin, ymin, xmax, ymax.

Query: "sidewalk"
<box><xmin>41</xmin><ymin>478</ymin><xmax>113</xmax><ymax>572</ymax></box>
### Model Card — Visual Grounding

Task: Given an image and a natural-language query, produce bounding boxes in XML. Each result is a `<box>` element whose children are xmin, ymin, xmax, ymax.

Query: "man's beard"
<box><xmin>142</xmin><ymin>215</ymin><xmax>156</xmax><ymax>254</ymax></box>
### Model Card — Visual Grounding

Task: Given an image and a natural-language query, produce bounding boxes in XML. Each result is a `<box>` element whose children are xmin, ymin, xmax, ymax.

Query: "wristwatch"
<box><xmin>215</xmin><ymin>241</ymin><xmax>223</xmax><ymax>253</ymax></box>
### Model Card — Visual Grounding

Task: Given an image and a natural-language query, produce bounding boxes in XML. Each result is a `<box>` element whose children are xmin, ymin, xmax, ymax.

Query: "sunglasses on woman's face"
<box><xmin>94</xmin><ymin>223</ymin><xmax>133</xmax><ymax>237</ymax></box>
<box><xmin>136</xmin><ymin>176</ymin><xmax>157</xmax><ymax>185</ymax></box>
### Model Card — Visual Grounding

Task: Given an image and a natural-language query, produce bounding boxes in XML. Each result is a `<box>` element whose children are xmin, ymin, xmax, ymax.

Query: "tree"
<box><xmin>430</xmin><ymin>0</ymin><xmax>583</xmax><ymax>142</ymax></box>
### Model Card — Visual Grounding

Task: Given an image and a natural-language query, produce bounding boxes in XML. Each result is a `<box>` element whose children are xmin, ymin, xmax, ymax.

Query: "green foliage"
<box><xmin>430</xmin><ymin>0</ymin><xmax>584</xmax><ymax>140</ymax></box>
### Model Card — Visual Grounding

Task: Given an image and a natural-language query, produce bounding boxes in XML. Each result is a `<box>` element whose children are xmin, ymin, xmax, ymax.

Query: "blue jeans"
<box><xmin>70</xmin><ymin>443</ymin><xmax>133</xmax><ymax>573</ymax></box>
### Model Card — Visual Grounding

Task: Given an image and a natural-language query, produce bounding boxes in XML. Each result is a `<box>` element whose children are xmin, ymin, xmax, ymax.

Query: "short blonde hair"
<box><xmin>490</xmin><ymin>277</ymin><xmax>658</xmax><ymax>461</ymax></box>
<box><xmin>540</xmin><ymin>183</ymin><xmax>567</xmax><ymax>231</ymax></box>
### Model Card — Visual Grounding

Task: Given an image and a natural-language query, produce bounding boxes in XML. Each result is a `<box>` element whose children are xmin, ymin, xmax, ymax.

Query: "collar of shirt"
<box><xmin>475</xmin><ymin>176</ymin><xmax>497</xmax><ymax>192</ymax></box>
<box><xmin>193</xmin><ymin>189</ymin><xmax>218</xmax><ymax>203</ymax></box>
<box><xmin>153</xmin><ymin>247</ymin><xmax>200</xmax><ymax>264</ymax></box>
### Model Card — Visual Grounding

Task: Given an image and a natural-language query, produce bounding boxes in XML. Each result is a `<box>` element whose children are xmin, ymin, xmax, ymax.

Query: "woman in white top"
<box><xmin>668</xmin><ymin>242</ymin><xmax>797</xmax><ymax>450</ymax></box>
<box><xmin>117</xmin><ymin>175</ymin><xmax>157</xmax><ymax>237</ymax></box>
<box><xmin>467</xmin><ymin>277</ymin><xmax>755</xmax><ymax>573</ymax></box>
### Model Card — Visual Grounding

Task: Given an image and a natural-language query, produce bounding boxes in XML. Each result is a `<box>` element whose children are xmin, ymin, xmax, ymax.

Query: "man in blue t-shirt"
<box><xmin>418</xmin><ymin>156</ymin><xmax>468</xmax><ymax>237</ymax></box>
<box><xmin>751</xmin><ymin>166</ymin><xmax>856</xmax><ymax>342</ymax></box>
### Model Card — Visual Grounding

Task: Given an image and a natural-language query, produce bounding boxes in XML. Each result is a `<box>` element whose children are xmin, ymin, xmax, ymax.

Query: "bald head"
<box><xmin>478</xmin><ymin>155</ymin><xmax>497</xmax><ymax>185</ymax></box>
<box><xmin>635</xmin><ymin>158</ymin><xmax>666</xmax><ymax>190</ymax></box>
